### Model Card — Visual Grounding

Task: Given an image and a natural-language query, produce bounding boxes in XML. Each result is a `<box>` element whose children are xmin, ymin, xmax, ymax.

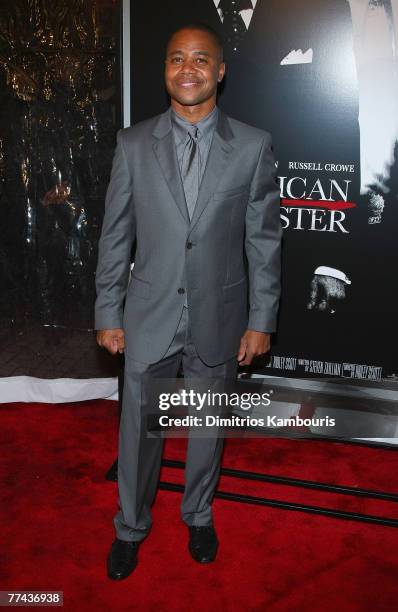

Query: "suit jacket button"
<box><xmin>186</xmin><ymin>242</ymin><xmax>193</xmax><ymax>249</ymax></box>
<box><xmin>178</xmin><ymin>288</ymin><xmax>185</xmax><ymax>294</ymax></box>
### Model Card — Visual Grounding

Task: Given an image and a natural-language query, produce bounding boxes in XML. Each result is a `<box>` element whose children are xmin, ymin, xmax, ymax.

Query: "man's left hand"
<box><xmin>237</xmin><ymin>330</ymin><xmax>271</xmax><ymax>366</ymax></box>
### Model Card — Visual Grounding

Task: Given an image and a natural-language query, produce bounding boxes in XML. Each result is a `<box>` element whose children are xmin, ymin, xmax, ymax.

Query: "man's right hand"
<box><xmin>96</xmin><ymin>328</ymin><xmax>125</xmax><ymax>355</ymax></box>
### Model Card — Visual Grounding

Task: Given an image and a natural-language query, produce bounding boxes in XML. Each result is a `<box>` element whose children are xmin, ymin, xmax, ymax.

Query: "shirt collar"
<box><xmin>171</xmin><ymin>105</ymin><xmax>219</xmax><ymax>145</ymax></box>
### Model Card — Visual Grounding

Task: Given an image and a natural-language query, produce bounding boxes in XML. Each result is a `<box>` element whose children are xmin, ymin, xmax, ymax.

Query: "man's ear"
<box><xmin>218</xmin><ymin>62</ymin><xmax>226</xmax><ymax>83</ymax></box>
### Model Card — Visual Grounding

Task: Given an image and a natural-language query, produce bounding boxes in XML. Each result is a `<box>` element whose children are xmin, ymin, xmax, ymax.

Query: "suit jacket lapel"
<box><xmin>189</xmin><ymin>110</ymin><xmax>235</xmax><ymax>230</ymax></box>
<box><xmin>152</xmin><ymin>109</ymin><xmax>190</xmax><ymax>224</ymax></box>
<box><xmin>152</xmin><ymin>108</ymin><xmax>235</xmax><ymax>228</ymax></box>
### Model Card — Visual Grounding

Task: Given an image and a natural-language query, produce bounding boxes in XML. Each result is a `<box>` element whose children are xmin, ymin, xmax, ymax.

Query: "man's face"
<box><xmin>165</xmin><ymin>28</ymin><xmax>225</xmax><ymax>108</ymax></box>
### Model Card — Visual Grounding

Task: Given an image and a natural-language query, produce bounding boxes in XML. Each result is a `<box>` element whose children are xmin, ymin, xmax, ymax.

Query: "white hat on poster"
<box><xmin>314</xmin><ymin>266</ymin><xmax>351</xmax><ymax>285</ymax></box>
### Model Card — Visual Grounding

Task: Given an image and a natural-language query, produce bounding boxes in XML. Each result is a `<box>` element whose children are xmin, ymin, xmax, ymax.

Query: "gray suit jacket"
<box><xmin>95</xmin><ymin>108</ymin><xmax>282</xmax><ymax>366</ymax></box>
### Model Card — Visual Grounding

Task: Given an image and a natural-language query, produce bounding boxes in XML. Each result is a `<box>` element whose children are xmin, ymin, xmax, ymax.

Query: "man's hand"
<box><xmin>96</xmin><ymin>328</ymin><xmax>125</xmax><ymax>355</ymax></box>
<box><xmin>237</xmin><ymin>330</ymin><xmax>271</xmax><ymax>366</ymax></box>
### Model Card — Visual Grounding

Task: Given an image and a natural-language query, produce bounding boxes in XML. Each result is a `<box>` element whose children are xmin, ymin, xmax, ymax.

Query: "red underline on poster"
<box><xmin>281</xmin><ymin>199</ymin><xmax>357</xmax><ymax>210</ymax></box>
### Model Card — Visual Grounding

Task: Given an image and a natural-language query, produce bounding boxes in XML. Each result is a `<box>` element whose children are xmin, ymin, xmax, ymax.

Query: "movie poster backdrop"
<box><xmin>130</xmin><ymin>0</ymin><xmax>398</xmax><ymax>381</ymax></box>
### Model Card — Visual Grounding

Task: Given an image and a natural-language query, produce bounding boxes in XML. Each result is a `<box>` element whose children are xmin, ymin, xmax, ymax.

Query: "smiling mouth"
<box><xmin>177</xmin><ymin>81</ymin><xmax>202</xmax><ymax>88</ymax></box>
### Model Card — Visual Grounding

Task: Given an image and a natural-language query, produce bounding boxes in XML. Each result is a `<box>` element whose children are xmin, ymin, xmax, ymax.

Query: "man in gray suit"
<box><xmin>95</xmin><ymin>23</ymin><xmax>282</xmax><ymax>580</ymax></box>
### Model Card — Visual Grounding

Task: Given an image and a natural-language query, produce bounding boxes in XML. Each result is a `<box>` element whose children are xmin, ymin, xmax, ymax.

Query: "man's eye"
<box><xmin>171</xmin><ymin>57</ymin><xmax>183</xmax><ymax>63</ymax></box>
<box><xmin>196</xmin><ymin>58</ymin><xmax>208</xmax><ymax>64</ymax></box>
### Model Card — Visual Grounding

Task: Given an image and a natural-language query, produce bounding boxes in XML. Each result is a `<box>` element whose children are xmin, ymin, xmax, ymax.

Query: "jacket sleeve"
<box><xmin>94</xmin><ymin>130</ymin><xmax>136</xmax><ymax>330</ymax></box>
<box><xmin>245</xmin><ymin>132</ymin><xmax>282</xmax><ymax>333</ymax></box>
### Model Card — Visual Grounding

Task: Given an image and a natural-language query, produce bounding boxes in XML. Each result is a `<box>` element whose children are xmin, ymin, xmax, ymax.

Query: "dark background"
<box><xmin>0</xmin><ymin>0</ymin><xmax>122</xmax><ymax>378</ymax></box>
<box><xmin>0</xmin><ymin>0</ymin><xmax>396</xmax><ymax>381</ymax></box>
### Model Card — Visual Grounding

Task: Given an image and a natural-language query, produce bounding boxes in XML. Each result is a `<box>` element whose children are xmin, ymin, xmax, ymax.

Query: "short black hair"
<box><xmin>167</xmin><ymin>22</ymin><xmax>224</xmax><ymax>61</ymax></box>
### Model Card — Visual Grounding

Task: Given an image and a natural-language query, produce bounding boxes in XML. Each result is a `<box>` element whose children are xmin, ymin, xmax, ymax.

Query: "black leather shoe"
<box><xmin>107</xmin><ymin>538</ymin><xmax>140</xmax><ymax>580</ymax></box>
<box><xmin>188</xmin><ymin>526</ymin><xmax>219</xmax><ymax>563</ymax></box>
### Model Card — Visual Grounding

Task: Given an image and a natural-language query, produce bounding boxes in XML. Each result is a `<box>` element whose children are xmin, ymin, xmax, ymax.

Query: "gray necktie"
<box><xmin>181</xmin><ymin>125</ymin><xmax>200</xmax><ymax>220</ymax></box>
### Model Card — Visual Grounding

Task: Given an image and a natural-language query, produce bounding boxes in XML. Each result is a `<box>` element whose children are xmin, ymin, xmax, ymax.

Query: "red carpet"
<box><xmin>1</xmin><ymin>399</ymin><xmax>398</xmax><ymax>612</ymax></box>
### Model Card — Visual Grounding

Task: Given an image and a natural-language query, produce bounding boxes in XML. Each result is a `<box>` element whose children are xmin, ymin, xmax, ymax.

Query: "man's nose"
<box><xmin>179</xmin><ymin>58</ymin><xmax>198</xmax><ymax>72</ymax></box>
